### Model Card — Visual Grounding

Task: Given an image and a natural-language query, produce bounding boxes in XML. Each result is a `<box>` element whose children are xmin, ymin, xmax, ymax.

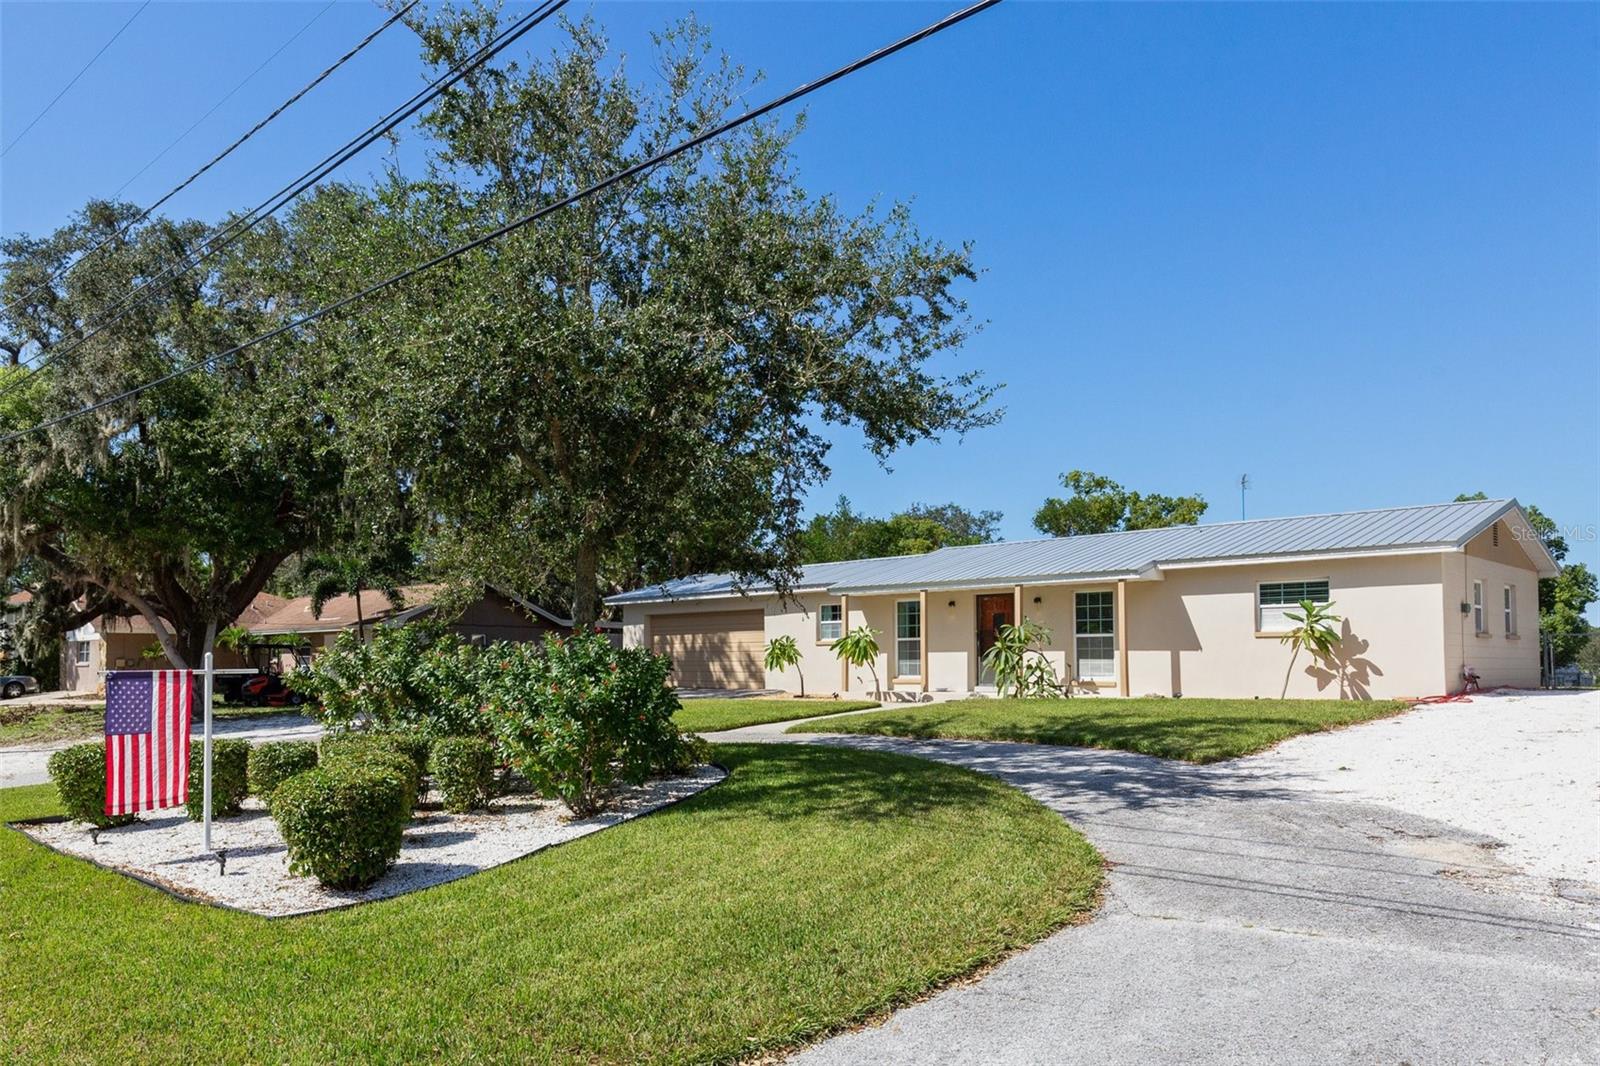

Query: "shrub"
<box><xmin>186</xmin><ymin>739</ymin><xmax>251</xmax><ymax>821</ymax></box>
<box><xmin>247</xmin><ymin>741</ymin><xmax>319</xmax><ymax>807</ymax></box>
<box><xmin>430</xmin><ymin>736</ymin><xmax>498</xmax><ymax>813</ymax></box>
<box><xmin>47</xmin><ymin>742</ymin><xmax>134</xmax><ymax>828</ymax></box>
<box><xmin>272</xmin><ymin>762</ymin><xmax>412</xmax><ymax>889</ymax></box>
<box><xmin>292</xmin><ymin>624</ymin><xmax>490</xmax><ymax>737</ymax></box>
<box><xmin>320</xmin><ymin>734</ymin><xmax>423</xmax><ymax>808</ymax></box>
<box><xmin>487</xmin><ymin>629</ymin><xmax>691</xmax><ymax>817</ymax></box>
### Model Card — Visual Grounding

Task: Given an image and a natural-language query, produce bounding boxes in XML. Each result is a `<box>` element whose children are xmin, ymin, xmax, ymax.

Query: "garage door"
<box><xmin>649</xmin><ymin>610</ymin><xmax>765</xmax><ymax>690</ymax></box>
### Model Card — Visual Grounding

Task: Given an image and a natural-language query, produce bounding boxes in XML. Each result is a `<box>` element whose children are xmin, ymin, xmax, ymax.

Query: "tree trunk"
<box><xmin>572</xmin><ymin>540</ymin><xmax>599</xmax><ymax>629</ymax></box>
<box><xmin>355</xmin><ymin>589</ymin><xmax>366</xmax><ymax>642</ymax></box>
<box><xmin>118</xmin><ymin>589</ymin><xmax>190</xmax><ymax>670</ymax></box>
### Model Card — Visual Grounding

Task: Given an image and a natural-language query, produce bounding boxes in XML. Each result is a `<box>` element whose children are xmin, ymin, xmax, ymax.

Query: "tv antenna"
<box><xmin>1239</xmin><ymin>474</ymin><xmax>1250</xmax><ymax>520</ymax></box>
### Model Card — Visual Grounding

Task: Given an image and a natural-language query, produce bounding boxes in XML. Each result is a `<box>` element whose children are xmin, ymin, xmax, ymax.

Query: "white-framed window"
<box><xmin>817</xmin><ymin>603</ymin><xmax>843</xmax><ymax>642</ymax></box>
<box><xmin>1074</xmin><ymin>591</ymin><xmax>1115</xmax><ymax>681</ymax></box>
<box><xmin>74</xmin><ymin>641</ymin><xmax>91</xmax><ymax>665</ymax></box>
<box><xmin>1257</xmin><ymin>580</ymin><xmax>1331</xmax><ymax>633</ymax></box>
<box><xmin>1472</xmin><ymin>580</ymin><xmax>1485</xmax><ymax>633</ymax></box>
<box><xmin>895</xmin><ymin>600</ymin><xmax>921</xmax><ymax>677</ymax></box>
<box><xmin>1503</xmin><ymin>585</ymin><xmax>1516</xmax><ymax>636</ymax></box>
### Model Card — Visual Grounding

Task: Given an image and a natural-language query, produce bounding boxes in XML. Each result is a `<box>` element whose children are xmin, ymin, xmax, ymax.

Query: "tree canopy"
<box><xmin>1033</xmin><ymin>470</ymin><xmax>1206</xmax><ymax>538</ymax></box>
<box><xmin>798</xmin><ymin>496</ymin><xmax>1000</xmax><ymax>563</ymax></box>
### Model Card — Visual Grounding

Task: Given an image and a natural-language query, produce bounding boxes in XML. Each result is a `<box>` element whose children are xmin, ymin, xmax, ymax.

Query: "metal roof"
<box><xmin>606</xmin><ymin>498</ymin><xmax>1549</xmax><ymax>604</ymax></box>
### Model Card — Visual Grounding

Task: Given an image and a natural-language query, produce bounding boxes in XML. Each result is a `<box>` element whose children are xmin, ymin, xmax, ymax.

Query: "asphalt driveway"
<box><xmin>708</xmin><ymin>691</ymin><xmax>1600</xmax><ymax>1064</ymax></box>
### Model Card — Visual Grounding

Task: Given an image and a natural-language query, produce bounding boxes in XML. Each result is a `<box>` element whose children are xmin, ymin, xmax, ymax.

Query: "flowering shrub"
<box><xmin>486</xmin><ymin>629</ymin><xmax>687</xmax><ymax>816</ymax></box>
<box><xmin>290</xmin><ymin>625</ymin><xmax>489</xmax><ymax>737</ymax></box>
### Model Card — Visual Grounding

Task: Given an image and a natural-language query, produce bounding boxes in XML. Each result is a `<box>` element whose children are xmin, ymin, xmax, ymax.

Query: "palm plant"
<box><xmin>298</xmin><ymin>543</ymin><xmax>412</xmax><ymax>642</ymax></box>
<box><xmin>1279</xmin><ymin>599</ymin><xmax>1342</xmax><ymax>697</ymax></box>
<box><xmin>832</xmin><ymin>625</ymin><xmax>882</xmax><ymax>700</ymax></box>
<box><xmin>763</xmin><ymin>635</ymin><xmax>806</xmax><ymax>696</ymax></box>
<box><xmin>981</xmin><ymin>620</ymin><xmax>1063</xmax><ymax>699</ymax></box>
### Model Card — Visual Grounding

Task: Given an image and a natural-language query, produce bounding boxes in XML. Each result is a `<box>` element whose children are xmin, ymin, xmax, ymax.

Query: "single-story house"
<box><xmin>607</xmin><ymin>498</ymin><xmax>1558</xmax><ymax>700</ymax></box>
<box><xmin>60</xmin><ymin>585</ymin><xmax>609</xmax><ymax>693</ymax></box>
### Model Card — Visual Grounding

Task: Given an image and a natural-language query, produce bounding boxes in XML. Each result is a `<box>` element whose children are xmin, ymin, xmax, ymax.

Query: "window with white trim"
<box><xmin>1472</xmin><ymin>580</ymin><xmax>1485</xmax><ymax>633</ymax></box>
<box><xmin>817</xmin><ymin>603</ymin><xmax>843</xmax><ymax>642</ymax></box>
<box><xmin>1503</xmin><ymin>585</ymin><xmax>1516</xmax><ymax>636</ymax></box>
<box><xmin>895</xmin><ymin>600</ymin><xmax>921</xmax><ymax>677</ymax></box>
<box><xmin>74</xmin><ymin>641</ymin><xmax>91</xmax><ymax>665</ymax></box>
<box><xmin>1257</xmin><ymin>580</ymin><xmax>1330</xmax><ymax>633</ymax></box>
<box><xmin>1074</xmin><ymin>591</ymin><xmax>1115</xmax><ymax>681</ymax></box>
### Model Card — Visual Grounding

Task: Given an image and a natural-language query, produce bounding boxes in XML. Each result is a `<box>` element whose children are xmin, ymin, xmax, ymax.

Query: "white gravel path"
<box><xmin>1239</xmin><ymin>688</ymin><xmax>1600</xmax><ymax>890</ymax></box>
<box><xmin>19</xmin><ymin>765</ymin><xmax>725</xmax><ymax>916</ymax></box>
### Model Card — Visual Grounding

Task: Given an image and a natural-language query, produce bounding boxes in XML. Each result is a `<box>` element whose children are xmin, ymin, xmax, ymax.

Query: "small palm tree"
<box><xmin>1279</xmin><ymin>599</ymin><xmax>1342</xmax><ymax>697</ymax></box>
<box><xmin>298</xmin><ymin>551</ymin><xmax>408</xmax><ymax>643</ymax></box>
<box><xmin>764</xmin><ymin>635</ymin><xmax>806</xmax><ymax>696</ymax></box>
<box><xmin>832</xmin><ymin>625</ymin><xmax>882</xmax><ymax>700</ymax></box>
<box><xmin>981</xmin><ymin>620</ymin><xmax>1062</xmax><ymax>699</ymax></box>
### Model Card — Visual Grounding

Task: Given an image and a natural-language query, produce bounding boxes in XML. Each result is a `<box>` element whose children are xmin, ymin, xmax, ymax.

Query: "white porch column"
<box><xmin>839</xmin><ymin>593</ymin><xmax>850</xmax><ymax>693</ymax></box>
<box><xmin>919</xmin><ymin>589</ymin><xmax>929</xmax><ymax>693</ymax></box>
<box><xmin>1117</xmin><ymin>579</ymin><xmax>1130</xmax><ymax>696</ymax></box>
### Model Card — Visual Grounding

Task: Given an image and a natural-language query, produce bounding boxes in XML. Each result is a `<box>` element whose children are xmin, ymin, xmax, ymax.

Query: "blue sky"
<box><xmin>3</xmin><ymin>1</ymin><xmax>1597</xmax><ymax>598</ymax></box>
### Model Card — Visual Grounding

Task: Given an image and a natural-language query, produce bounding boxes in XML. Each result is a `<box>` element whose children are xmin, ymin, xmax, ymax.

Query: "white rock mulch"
<box><xmin>19</xmin><ymin>765</ymin><xmax>725</xmax><ymax>917</ymax></box>
<box><xmin>1243</xmin><ymin>689</ymin><xmax>1599</xmax><ymax>892</ymax></box>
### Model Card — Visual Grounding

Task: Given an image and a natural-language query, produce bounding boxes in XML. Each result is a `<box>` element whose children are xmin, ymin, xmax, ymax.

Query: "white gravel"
<box><xmin>1242</xmin><ymin>689</ymin><xmax>1600</xmax><ymax>890</ymax></box>
<box><xmin>20</xmin><ymin>765</ymin><xmax>725</xmax><ymax>916</ymax></box>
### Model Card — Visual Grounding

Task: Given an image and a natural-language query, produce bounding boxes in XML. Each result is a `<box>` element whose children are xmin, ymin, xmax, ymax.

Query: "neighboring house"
<box><xmin>60</xmin><ymin>585</ymin><xmax>605</xmax><ymax>694</ymax></box>
<box><xmin>608</xmin><ymin>498</ymin><xmax>1558</xmax><ymax>700</ymax></box>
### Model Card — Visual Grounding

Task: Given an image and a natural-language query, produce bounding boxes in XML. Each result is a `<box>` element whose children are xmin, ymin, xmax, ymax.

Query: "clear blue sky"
<box><xmin>3</xmin><ymin>1</ymin><xmax>1597</xmax><ymax>601</ymax></box>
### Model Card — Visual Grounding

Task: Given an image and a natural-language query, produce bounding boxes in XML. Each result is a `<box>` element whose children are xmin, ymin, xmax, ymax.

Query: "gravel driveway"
<box><xmin>707</xmin><ymin>689</ymin><xmax>1600</xmax><ymax>1064</ymax></box>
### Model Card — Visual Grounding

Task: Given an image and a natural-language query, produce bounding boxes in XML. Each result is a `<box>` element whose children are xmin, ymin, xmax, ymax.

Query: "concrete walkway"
<box><xmin>706</xmin><ymin>691</ymin><xmax>1600</xmax><ymax>1064</ymax></box>
<box><xmin>0</xmin><ymin>713</ymin><xmax>321</xmax><ymax>789</ymax></box>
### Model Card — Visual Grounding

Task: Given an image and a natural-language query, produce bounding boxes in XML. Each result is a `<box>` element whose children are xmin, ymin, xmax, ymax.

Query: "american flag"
<box><xmin>105</xmin><ymin>670</ymin><xmax>192</xmax><ymax>816</ymax></box>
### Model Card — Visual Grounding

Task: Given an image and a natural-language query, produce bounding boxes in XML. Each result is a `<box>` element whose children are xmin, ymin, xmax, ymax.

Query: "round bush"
<box><xmin>185</xmin><ymin>738</ymin><xmax>251</xmax><ymax>821</ymax></box>
<box><xmin>248</xmin><ymin>741</ymin><xmax>319</xmax><ymax>807</ymax></box>
<box><xmin>272</xmin><ymin>762</ymin><xmax>413</xmax><ymax>889</ymax></box>
<box><xmin>322</xmin><ymin>732</ymin><xmax>428</xmax><ymax>803</ymax></box>
<box><xmin>430</xmin><ymin>736</ymin><xmax>498</xmax><ymax>813</ymax></box>
<box><xmin>47</xmin><ymin>742</ymin><xmax>134</xmax><ymax>828</ymax></box>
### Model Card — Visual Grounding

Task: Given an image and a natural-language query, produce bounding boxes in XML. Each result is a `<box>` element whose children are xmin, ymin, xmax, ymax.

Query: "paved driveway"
<box><xmin>708</xmin><ymin>690</ymin><xmax>1600</xmax><ymax>1064</ymax></box>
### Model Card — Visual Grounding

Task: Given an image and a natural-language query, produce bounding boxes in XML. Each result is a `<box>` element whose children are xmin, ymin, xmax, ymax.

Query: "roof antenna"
<box><xmin>1239</xmin><ymin>474</ymin><xmax>1250</xmax><ymax>521</ymax></box>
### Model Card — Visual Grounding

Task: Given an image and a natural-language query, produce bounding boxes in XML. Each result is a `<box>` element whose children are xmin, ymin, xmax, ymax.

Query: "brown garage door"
<box><xmin>649</xmin><ymin>610</ymin><xmax>765</xmax><ymax>690</ymax></box>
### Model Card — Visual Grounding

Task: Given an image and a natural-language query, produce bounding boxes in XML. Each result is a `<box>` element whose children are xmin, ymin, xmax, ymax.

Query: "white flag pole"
<box><xmin>202</xmin><ymin>651</ymin><xmax>214</xmax><ymax>853</ymax></box>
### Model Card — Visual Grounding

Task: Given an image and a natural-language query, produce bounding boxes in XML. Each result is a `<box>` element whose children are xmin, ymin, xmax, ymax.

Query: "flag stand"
<box><xmin>202</xmin><ymin>652</ymin><xmax>214</xmax><ymax>853</ymax></box>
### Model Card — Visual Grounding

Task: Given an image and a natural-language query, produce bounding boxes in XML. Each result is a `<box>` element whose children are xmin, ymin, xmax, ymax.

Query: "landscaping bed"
<box><xmin>674</xmin><ymin>697</ymin><xmax>879</xmax><ymax>733</ymax></box>
<box><xmin>0</xmin><ymin>743</ymin><xmax>1101</xmax><ymax>1063</ymax></box>
<box><xmin>787</xmin><ymin>696</ymin><xmax>1412</xmax><ymax>762</ymax></box>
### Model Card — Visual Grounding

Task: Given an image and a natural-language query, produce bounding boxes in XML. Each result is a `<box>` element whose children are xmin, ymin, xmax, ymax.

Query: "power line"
<box><xmin>0</xmin><ymin>0</ymin><xmax>419</xmax><ymax>323</ymax></box>
<box><xmin>1</xmin><ymin>1</ymin><xmax>152</xmax><ymax>158</ymax></box>
<box><xmin>0</xmin><ymin>0</ymin><xmax>566</xmax><ymax>402</ymax></box>
<box><xmin>0</xmin><ymin>0</ymin><xmax>1004</xmax><ymax>446</ymax></box>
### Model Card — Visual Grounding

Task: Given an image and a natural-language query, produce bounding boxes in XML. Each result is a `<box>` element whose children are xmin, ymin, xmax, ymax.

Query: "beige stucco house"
<box><xmin>608</xmin><ymin>499</ymin><xmax>1558</xmax><ymax>700</ymax></box>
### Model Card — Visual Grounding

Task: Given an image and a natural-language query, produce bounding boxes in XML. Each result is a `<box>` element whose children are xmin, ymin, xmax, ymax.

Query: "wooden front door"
<box><xmin>975</xmin><ymin>593</ymin><xmax>1012</xmax><ymax>685</ymax></box>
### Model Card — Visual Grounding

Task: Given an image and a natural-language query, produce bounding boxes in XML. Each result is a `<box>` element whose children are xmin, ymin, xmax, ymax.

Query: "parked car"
<box><xmin>1</xmin><ymin>674</ymin><xmax>41</xmax><ymax>699</ymax></box>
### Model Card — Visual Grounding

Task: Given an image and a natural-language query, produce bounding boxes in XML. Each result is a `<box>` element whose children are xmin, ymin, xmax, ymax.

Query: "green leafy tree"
<box><xmin>763</xmin><ymin>634</ymin><xmax>805</xmax><ymax>696</ymax></box>
<box><xmin>833</xmin><ymin>625</ymin><xmax>882</xmax><ymax>700</ymax></box>
<box><xmin>980</xmin><ymin>620</ymin><xmax>1062</xmax><ymax>699</ymax></box>
<box><xmin>0</xmin><ymin>202</ymin><xmax>345</xmax><ymax>668</ymax></box>
<box><xmin>1279</xmin><ymin>599</ymin><xmax>1342</xmax><ymax>698</ymax></box>
<box><xmin>1456</xmin><ymin>493</ymin><xmax>1597</xmax><ymax>667</ymax></box>
<box><xmin>1034</xmin><ymin>471</ymin><xmax>1207</xmax><ymax>537</ymax></box>
<box><xmin>799</xmin><ymin>496</ymin><xmax>1000</xmax><ymax>563</ymax></box>
<box><xmin>1574</xmin><ymin>630</ymin><xmax>1600</xmax><ymax>683</ymax></box>
<box><xmin>307</xmin><ymin>10</ymin><xmax>997</xmax><ymax>626</ymax></box>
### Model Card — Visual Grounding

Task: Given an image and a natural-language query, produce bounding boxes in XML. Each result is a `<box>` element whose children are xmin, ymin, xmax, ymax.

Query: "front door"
<box><xmin>975</xmin><ymin>593</ymin><xmax>1012</xmax><ymax>685</ymax></box>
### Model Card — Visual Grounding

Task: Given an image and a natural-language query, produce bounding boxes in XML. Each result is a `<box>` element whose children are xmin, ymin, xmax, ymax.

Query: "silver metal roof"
<box><xmin>606</xmin><ymin>498</ymin><xmax>1545</xmax><ymax>604</ymax></box>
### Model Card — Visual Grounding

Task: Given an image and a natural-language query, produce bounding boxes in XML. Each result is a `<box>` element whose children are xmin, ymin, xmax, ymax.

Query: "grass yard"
<box><xmin>673</xmin><ymin>697</ymin><xmax>879</xmax><ymax>733</ymax></box>
<box><xmin>0</xmin><ymin>742</ymin><xmax>1100</xmax><ymax>1064</ymax></box>
<box><xmin>787</xmin><ymin>697</ymin><xmax>1411</xmax><ymax>763</ymax></box>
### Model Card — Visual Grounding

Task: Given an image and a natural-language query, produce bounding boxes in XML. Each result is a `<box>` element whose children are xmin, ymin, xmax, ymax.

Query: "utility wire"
<box><xmin>0</xmin><ymin>0</ymin><xmax>418</xmax><ymax>323</ymax></box>
<box><xmin>0</xmin><ymin>0</ymin><xmax>1003</xmax><ymax>446</ymax></box>
<box><xmin>0</xmin><ymin>0</ymin><xmax>565</xmax><ymax>402</ymax></box>
<box><xmin>1</xmin><ymin>1</ymin><xmax>152</xmax><ymax>157</ymax></box>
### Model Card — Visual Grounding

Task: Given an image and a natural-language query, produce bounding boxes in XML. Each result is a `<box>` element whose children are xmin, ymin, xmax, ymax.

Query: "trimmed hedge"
<box><xmin>248</xmin><ymin>741</ymin><xmax>319</xmax><ymax>807</ymax></box>
<box><xmin>46</xmin><ymin>742</ymin><xmax>134</xmax><ymax>828</ymax></box>
<box><xmin>321</xmin><ymin>733</ymin><xmax>429</xmax><ymax>803</ymax></box>
<box><xmin>430</xmin><ymin>736</ymin><xmax>497</xmax><ymax>813</ymax></box>
<box><xmin>272</xmin><ymin>761</ymin><xmax>413</xmax><ymax>889</ymax></box>
<box><xmin>185</xmin><ymin>739</ymin><xmax>251</xmax><ymax>821</ymax></box>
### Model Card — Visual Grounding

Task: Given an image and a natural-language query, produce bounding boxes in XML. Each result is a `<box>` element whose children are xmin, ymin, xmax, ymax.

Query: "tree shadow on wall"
<box><xmin>1305</xmin><ymin>620</ymin><xmax>1383</xmax><ymax>700</ymax></box>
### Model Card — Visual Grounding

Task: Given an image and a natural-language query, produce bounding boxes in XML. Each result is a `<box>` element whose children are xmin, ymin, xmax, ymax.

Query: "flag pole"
<box><xmin>202</xmin><ymin>651</ymin><xmax>214</xmax><ymax>853</ymax></box>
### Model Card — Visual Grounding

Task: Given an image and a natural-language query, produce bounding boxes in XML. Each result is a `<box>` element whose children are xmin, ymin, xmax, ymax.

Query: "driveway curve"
<box><xmin>707</xmin><ymin>692</ymin><xmax>1600</xmax><ymax>1064</ymax></box>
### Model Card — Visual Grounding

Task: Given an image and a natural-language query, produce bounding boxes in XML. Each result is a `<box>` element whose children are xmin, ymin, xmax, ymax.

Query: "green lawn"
<box><xmin>674</xmin><ymin>698</ymin><xmax>879</xmax><ymax>733</ymax></box>
<box><xmin>787</xmin><ymin>697</ymin><xmax>1411</xmax><ymax>763</ymax></box>
<box><xmin>0</xmin><ymin>743</ymin><xmax>1100</xmax><ymax>1064</ymax></box>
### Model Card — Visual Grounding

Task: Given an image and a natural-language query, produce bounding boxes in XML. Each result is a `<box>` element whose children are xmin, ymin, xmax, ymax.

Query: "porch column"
<box><xmin>1116</xmin><ymin>579</ymin><xmax>1130</xmax><ymax>696</ymax></box>
<box><xmin>919</xmin><ymin>589</ymin><xmax>929</xmax><ymax>693</ymax></box>
<box><xmin>1013</xmin><ymin>583</ymin><xmax>1023</xmax><ymax>627</ymax></box>
<box><xmin>839</xmin><ymin>593</ymin><xmax>850</xmax><ymax>694</ymax></box>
